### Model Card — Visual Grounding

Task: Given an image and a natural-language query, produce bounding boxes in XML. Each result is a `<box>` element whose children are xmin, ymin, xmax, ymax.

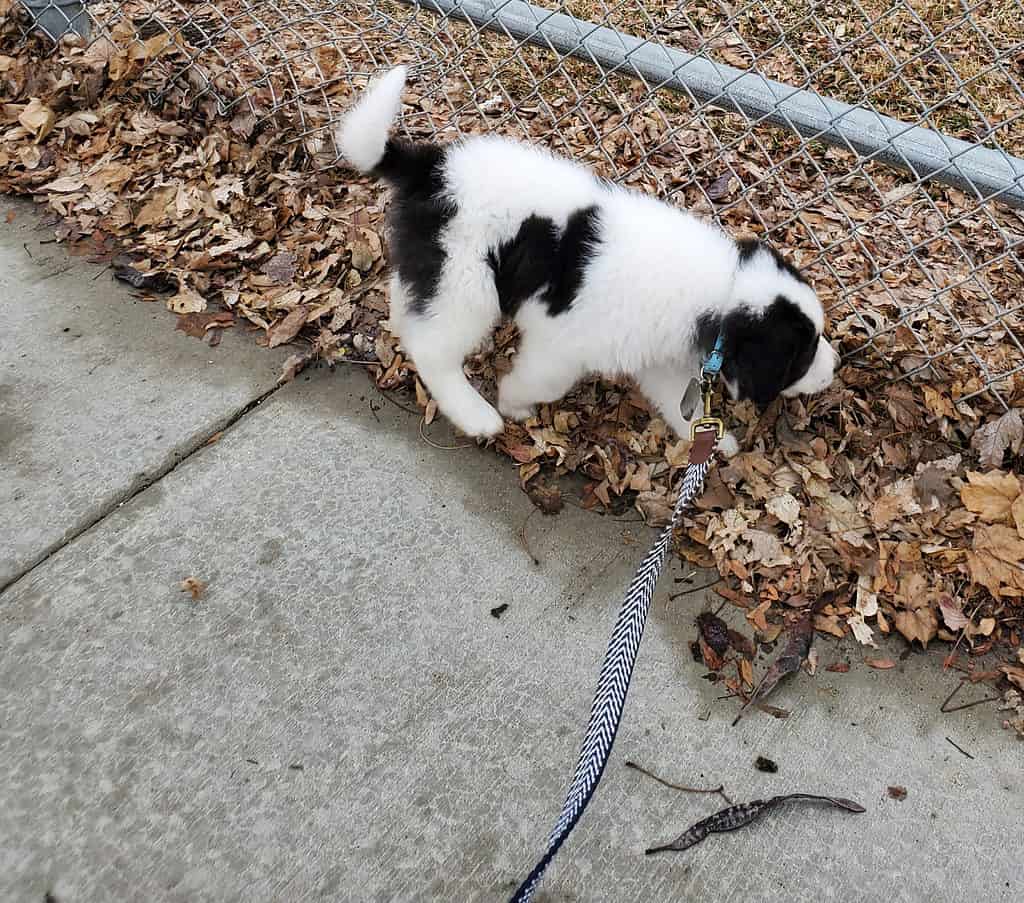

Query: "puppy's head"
<box><xmin>713</xmin><ymin>239</ymin><xmax>839</xmax><ymax>407</ymax></box>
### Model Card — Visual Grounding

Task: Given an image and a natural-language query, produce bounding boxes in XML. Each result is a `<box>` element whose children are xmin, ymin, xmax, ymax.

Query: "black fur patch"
<box><xmin>699</xmin><ymin>296</ymin><xmax>818</xmax><ymax>408</ymax></box>
<box><xmin>487</xmin><ymin>215</ymin><xmax>560</xmax><ymax>316</ymax></box>
<box><xmin>377</xmin><ymin>138</ymin><xmax>455</xmax><ymax>313</ymax></box>
<box><xmin>736</xmin><ymin>237</ymin><xmax>808</xmax><ymax>285</ymax></box>
<box><xmin>486</xmin><ymin>205</ymin><xmax>602</xmax><ymax>317</ymax></box>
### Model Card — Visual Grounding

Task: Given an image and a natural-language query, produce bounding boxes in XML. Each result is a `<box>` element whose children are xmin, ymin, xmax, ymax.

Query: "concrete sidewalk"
<box><xmin>1</xmin><ymin>198</ymin><xmax>1020</xmax><ymax>903</ymax></box>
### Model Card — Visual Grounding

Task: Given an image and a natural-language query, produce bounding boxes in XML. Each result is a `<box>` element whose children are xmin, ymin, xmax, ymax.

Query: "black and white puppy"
<box><xmin>338</xmin><ymin>67</ymin><xmax>839</xmax><ymax>455</ymax></box>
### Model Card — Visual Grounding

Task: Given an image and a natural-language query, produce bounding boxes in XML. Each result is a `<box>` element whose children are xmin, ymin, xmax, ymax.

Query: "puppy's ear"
<box><xmin>722</xmin><ymin>297</ymin><xmax>816</xmax><ymax>407</ymax></box>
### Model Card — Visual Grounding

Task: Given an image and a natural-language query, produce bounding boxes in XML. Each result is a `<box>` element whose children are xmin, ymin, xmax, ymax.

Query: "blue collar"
<box><xmin>701</xmin><ymin>333</ymin><xmax>724</xmax><ymax>378</ymax></box>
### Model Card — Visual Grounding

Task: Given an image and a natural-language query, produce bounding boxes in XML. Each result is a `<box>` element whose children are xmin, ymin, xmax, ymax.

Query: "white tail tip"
<box><xmin>336</xmin><ymin>66</ymin><xmax>408</xmax><ymax>172</ymax></box>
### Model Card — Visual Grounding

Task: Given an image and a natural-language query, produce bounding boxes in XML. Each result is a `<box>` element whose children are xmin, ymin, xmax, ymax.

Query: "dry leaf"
<box><xmin>960</xmin><ymin>470</ymin><xmax>1020</xmax><ymax>523</ymax></box>
<box><xmin>865</xmin><ymin>657</ymin><xmax>897</xmax><ymax>670</ymax></box>
<box><xmin>937</xmin><ymin>594</ymin><xmax>968</xmax><ymax>632</ymax></box>
<box><xmin>180</xmin><ymin>577</ymin><xmax>206</xmax><ymax>600</ymax></box>
<box><xmin>766</xmin><ymin>492</ymin><xmax>801</xmax><ymax>526</ymax></box>
<box><xmin>527</xmin><ymin>481</ymin><xmax>564</xmax><ymax>515</ymax></box>
<box><xmin>739</xmin><ymin>657</ymin><xmax>754</xmax><ymax>688</ymax></box>
<box><xmin>635</xmin><ymin>491</ymin><xmax>674</xmax><ymax>526</ymax></box>
<box><xmin>167</xmin><ymin>284</ymin><xmax>206</xmax><ymax>314</ymax></box>
<box><xmin>279</xmin><ymin>351</ymin><xmax>313</xmax><ymax>384</ymax></box>
<box><xmin>974</xmin><ymin>617</ymin><xmax>996</xmax><ymax>637</ymax></box>
<box><xmin>914</xmin><ymin>455</ymin><xmax>960</xmax><ymax>509</ymax></box>
<box><xmin>1001</xmin><ymin>666</ymin><xmax>1024</xmax><ymax>691</ymax></box>
<box><xmin>114</xmin><ymin>266</ymin><xmax>177</xmax><ymax>293</ymax></box>
<box><xmin>966</xmin><ymin>524</ymin><xmax>1024</xmax><ymax>598</ymax></box>
<box><xmin>263</xmin><ymin>251</ymin><xmax>297</xmax><ymax>285</ymax></box>
<box><xmin>697</xmin><ymin>611</ymin><xmax>730</xmax><ymax>657</ymax></box>
<box><xmin>43</xmin><ymin>174</ymin><xmax>87</xmax><ymax>193</ymax></box>
<box><xmin>18</xmin><ymin>98</ymin><xmax>56</xmax><ymax>142</ymax></box>
<box><xmin>894</xmin><ymin>607</ymin><xmax>938</xmax><ymax>647</ymax></box>
<box><xmin>855</xmin><ymin>574</ymin><xmax>878</xmax><ymax>618</ymax></box>
<box><xmin>848</xmin><ymin>613</ymin><xmax>877</xmax><ymax>647</ymax></box>
<box><xmin>175</xmin><ymin>311</ymin><xmax>233</xmax><ymax>338</ymax></box>
<box><xmin>747</xmin><ymin>599</ymin><xmax>771</xmax><ymax>632</ymax></box>
<box><xmin>871</xmin><ymin>477</ymin><xmax>921</xmax><ymax>528</ymax></box>
<box><xmin>350</xmin><ymin>241</ymin><xmax>375</xmax><ymax>272</ymax></box>
<box><xmin>135</xmin><ymin>187</ymin><xmax>175</xmax><ymax>227</ymax></box>
<box><xmin>735</xmin><ymin>611</ymin><xmax>813</xmax><ymax>723</ymax></box>
<box><xmin>267</xmin><ymin>305</ymin><xmax>310</xmax><ymax>348</ymax></box>
<box><xmin>1013</xmin><ymin>493</ymin><xmax>1024</xmax><ymax>539</ymax></box>
<box><xmin>971</xmin><ymin>410</ymin><xmax>1023</xmax><ymax>471</ymax></box>
<box><xmin>742</xmin><ymin>530</ymin><xmax>792</xmax><ymax>567</ymax></box>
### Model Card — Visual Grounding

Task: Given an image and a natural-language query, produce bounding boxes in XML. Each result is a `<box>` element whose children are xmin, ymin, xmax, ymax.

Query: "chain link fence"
<box><xmin>14</xmin><ymin>0</ymin><xmax>1024</xmax><ymax>408</ymax></box>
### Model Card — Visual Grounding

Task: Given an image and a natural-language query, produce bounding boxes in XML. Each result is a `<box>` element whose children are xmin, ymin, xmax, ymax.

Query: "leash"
<box><xmin>510</xmin><ymin>342</ymin><xmax>725</xmax><ymax>902</ymax></box>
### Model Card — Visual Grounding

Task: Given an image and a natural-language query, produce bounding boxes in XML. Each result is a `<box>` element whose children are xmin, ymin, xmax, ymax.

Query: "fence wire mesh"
<box><xmin>13</xmin><ymin>0</ymin><xmax>1024</xmax><ymax>407</ymax></box>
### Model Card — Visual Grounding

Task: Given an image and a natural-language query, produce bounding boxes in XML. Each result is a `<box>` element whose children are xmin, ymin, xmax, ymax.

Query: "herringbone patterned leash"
<box><xmin>510</xmin><ymin>437</ymin><xmax>717</xmax><ymax>903</ymax></box>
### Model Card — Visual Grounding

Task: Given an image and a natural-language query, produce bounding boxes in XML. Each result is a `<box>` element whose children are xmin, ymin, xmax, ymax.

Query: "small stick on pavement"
<box><xmin>418</xmin><ymin>419</ymin><xmax>473</xmax><ymax>450</ymax></box>
<box><xmin>940</xmin><ymin>679</ymin><xmax>1000</xmax><ymax>714</ymax></box>
<box><xmin>374</xmin><ymin>387</ymin><xmax>420</xmax><ymax>417</ymax></box>
<box><xmin>945</xmin><ymin>736</ymin><xmax>974</xmax><ymax>759</ymax></box>
<box><xmin>624</xmin><ymin>760</ymin><xmax>733</xmax><ymax>806</ymax></box>
<box><xmin>668</xmin><ymin>578</ymin><xmax>721</xmax><ymax>601</ymax></box>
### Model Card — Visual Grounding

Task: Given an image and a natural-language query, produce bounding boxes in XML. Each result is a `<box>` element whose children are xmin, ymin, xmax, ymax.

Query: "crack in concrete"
<box><xmin>0</xmin><ymin>381</ymin><xmax>284</xmax><ymax>595</ymax></box>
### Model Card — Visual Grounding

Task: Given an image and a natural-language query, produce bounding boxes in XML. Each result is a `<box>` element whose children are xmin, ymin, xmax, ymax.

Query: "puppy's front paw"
<box><xmin>448</xmin><ymin>398</ymin><xmax>505</xmax><ymax>439</ymax></box>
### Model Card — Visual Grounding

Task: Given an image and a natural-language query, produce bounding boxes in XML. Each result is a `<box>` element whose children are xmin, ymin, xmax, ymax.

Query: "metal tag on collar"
<box><xmin>680</xmin><ymin>377</ymin><xmax>702</xmax><ymax>421</ymax></box>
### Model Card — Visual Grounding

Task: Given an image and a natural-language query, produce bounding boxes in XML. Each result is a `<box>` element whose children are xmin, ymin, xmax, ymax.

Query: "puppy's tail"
<box><xmin>336</xmin><ymin>66</ymin><xmax>408</xmax><ymax>173</ymax></box>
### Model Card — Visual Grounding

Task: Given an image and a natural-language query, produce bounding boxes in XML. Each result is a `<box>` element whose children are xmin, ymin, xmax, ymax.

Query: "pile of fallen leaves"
<box><xmin>1</xmin><ymin>2</ymin><xmax>1022</xmax><ymax>713</ymax></box>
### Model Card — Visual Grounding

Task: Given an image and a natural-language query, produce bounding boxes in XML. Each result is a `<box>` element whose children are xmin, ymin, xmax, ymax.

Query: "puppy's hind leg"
<box><xmin>400</xmin><ymin>303</ymin><xmax>504</xmax><ymax>439</ymax></box>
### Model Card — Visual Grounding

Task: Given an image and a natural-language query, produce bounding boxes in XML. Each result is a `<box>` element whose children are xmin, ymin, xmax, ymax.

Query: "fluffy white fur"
<box><xmin>339</xmin><ymin>68</ymin><xmax>838</xmax><ymax>453</ymax></box>
<box><xmin>336</xmin><ymin>66</ymin><xmax>409</xmax><ymax>172</ymax></box>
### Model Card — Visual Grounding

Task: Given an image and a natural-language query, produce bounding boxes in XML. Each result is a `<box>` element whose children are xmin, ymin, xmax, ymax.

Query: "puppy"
<box><xmin>338</xmin><ymin>67</ymin><xmax>839</xmax><ymax>454</ymax></box>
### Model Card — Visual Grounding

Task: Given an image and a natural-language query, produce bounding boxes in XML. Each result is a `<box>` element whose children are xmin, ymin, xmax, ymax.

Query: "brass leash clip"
<box><xmin>691</xmin><ymin>376</ymin><xmax>724</xmax><ymax>441</ymax></box>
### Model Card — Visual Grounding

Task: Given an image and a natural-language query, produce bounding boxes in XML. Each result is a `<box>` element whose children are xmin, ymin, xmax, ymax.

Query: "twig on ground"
<box><xmin>669</xmin><ymin>578</ymin><xmax>721</xmax><ymax>601</ymax></box>
<box><xmin>624</xmin><ymin>760</ymin><xmax>733</xmax><ymax>806</ymax></box>
<box><xmin>945</xmin><ymin>601</ymin><xmax>986</xmax><ymax>668</ymax></box>
<box><xmin>945</xmin><ymin>736</ymin><xmax>975</xmax><ymax>759</ymax></box>
<box><xmin>418</xmin><ymin>419</ymin><xmax>473</xmax><ymax>450</ymax></box>
<box><xmin>561</xmin><ymin>495</ymin><xmax>643</xmax><ymax>522</ymax></box>
<box><xmin>940</xmin><ymin>679</ymin><xmax>1001</xmax><ymax>713</ymax></box>
<box><xmin>375</xmin><ymin>386</ymin><xmax>421</xmax><ymax>417</ymax></box>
